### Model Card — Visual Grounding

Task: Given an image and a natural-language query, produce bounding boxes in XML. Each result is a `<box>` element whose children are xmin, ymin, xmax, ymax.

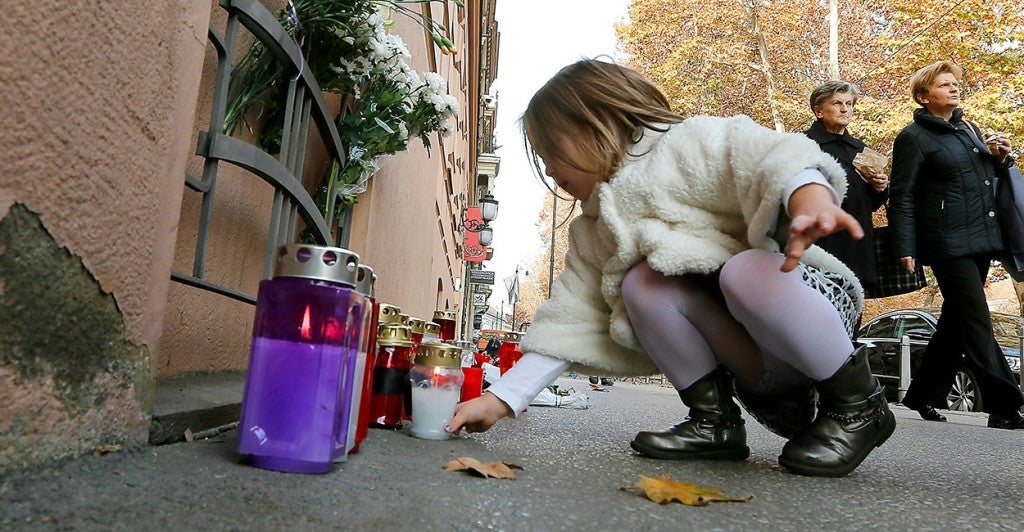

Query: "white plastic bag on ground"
<box><xmin>529</xmin><ymin>387</ymin><xmax>589</xmax><ymax>409</ymax></box>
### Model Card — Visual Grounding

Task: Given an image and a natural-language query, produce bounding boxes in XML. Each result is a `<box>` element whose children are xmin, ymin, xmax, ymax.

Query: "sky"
<box><xmin>486</xmin><ymin>0</ymin><xmax>629</xmax><ymax>309</ymax></box>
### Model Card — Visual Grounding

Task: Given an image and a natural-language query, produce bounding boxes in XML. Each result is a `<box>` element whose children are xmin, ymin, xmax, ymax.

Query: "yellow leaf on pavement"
<box><xmin>444</xmin><ymin>456</ymin><xmax>523</xmax><ymax>479</ymax></box>
<box><xmin>633</xmin><ymin>474</ymin><xmax>752</xmax><ymax>506</ymax></box>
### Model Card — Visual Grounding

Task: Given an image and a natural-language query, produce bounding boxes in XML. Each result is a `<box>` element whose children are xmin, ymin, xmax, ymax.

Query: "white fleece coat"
<box><xmin>521</xmin><ymin>115</ymin><xmax>864</xmax><ymax>376</ymax></box>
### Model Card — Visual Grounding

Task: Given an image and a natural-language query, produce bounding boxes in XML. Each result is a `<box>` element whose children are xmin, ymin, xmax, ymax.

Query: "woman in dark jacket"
<box><xmin>805</xmin><ymin>81</ymin><xmax>889</xmax><ymax>298</ymax></box>
<box><xmin>889</xmin><ymin>60</ymin><xmax>1024</xmax><ymax>429</ymax></box>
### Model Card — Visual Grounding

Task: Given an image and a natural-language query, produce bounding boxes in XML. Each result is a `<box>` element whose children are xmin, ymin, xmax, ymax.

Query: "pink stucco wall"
<box><xmin>0</xmin><ymin>1</ymin><xmax>209</xmax><ymax>347</ymax></box>
<box><xmin>0</xmin><ymin>1</ymin><xmax>211</xmax><ymax>470</ymax></box>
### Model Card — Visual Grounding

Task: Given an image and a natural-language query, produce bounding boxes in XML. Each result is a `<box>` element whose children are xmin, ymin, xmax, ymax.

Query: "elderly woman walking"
<box><xmin>804</xmin><ymin>81</ymin><xmax>889</xmax><ymax>301</ymax></box>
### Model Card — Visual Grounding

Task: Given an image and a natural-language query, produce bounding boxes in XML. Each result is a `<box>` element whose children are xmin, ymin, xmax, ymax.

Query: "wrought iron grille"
<box><xmin>172</xmin><ymin>0</ymin><xmax>351</xmax><ymax>305</ymax></box>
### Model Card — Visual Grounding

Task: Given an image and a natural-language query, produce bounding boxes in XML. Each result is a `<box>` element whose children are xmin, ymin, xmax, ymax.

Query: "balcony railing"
<box><xmin>172</xmin><ymin>0</ymin><xmax>350</xmax><ymax>305</ymax></box>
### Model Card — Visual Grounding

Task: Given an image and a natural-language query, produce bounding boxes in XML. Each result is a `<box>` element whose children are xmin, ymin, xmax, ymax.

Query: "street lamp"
<box><xmin>479</xmin><ymin>194</ymin><xmax>499</xmax><ymax>223</ymax></box>
<box><xmin>460</xmin><ymin>194</ymin><xmax>500</xmax><ymax>341</ymax></box>
<box><xmin>461</xmin><ymin>195</ymin><xmax>499</xmax><ymax>248</ymax></box>
<box><xmin>478</xmin><ymin>226</ymin><xmax>494</xmax><ymax>247</ymax></box>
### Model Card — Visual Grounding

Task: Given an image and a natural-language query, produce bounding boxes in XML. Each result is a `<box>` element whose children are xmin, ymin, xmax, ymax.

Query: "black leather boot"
<box><xmin>779</xmin><ymin>347</ymin><xmax>896</xmax><ymax>477</ymax></box>
<box><xmin>630</xmin><ymin>369</ymin><xmax>750</xmax><ymax>461</ymax></box>
<box><xmin>988</xmin><ymin>411</ymin><xmax>1024</xmax><ymax>430</ymax></box>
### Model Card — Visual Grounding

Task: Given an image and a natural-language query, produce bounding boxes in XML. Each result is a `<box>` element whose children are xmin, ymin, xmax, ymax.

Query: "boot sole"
<box><xmin>778</xmin><ymin>412</ymin><xmax>896</xmax><ymax>477</ymax></box>
<box><xmin>629</xmin><ymin>440</ymin><xmax>750</xmax><ymax>461</ymax></box>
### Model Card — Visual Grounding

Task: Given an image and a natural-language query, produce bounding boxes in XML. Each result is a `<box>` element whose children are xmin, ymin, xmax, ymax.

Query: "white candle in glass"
<box><xmin>410</xmin><ymin>386</ymin><xmax>460</xmax><ymax>440</ymax></box>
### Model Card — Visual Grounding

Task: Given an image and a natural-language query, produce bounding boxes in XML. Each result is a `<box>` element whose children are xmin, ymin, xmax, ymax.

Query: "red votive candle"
<box><xmin>498</xmin><ymin>331</ymin><xmax>523</xmax><ymax>375</ymax></box>
<box><xmin>433</xmin><ymin>310</ymin><xmax>458</xmax><ymax>342</ymax></box>
<box><xmin>370</xmin><ymin>324</ymin><xmax>413</xmax><ymax>429</ymax></box>
<box><xmin>460</xmin><ymin>367</ymin><xmax>484</xmax><ymax>402</ymax></box>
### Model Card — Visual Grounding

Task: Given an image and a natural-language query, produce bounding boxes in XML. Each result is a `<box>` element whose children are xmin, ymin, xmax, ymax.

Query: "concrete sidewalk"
<box><xmin>2</xmin><ymin>378</ymin><xmax>1021</xmax><ymax>530</ymax></box>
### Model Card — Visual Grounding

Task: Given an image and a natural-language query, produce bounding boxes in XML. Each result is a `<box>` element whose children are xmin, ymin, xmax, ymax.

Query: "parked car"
<box><xmin>855</xmin><ymin>308</ymin><xmax>1023</xmax><ymax>412</ymax></box>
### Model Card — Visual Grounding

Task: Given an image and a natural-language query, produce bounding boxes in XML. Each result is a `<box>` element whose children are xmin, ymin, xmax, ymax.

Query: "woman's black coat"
<box><xmin>889</xmin><ymin>108</ymin><xmax>1006</xmax><ymax>264</ymax></box>
<box><xmin>805</xmin><ymin>120</ymin><xmax>888</xmax><ymax>287</ymax></box>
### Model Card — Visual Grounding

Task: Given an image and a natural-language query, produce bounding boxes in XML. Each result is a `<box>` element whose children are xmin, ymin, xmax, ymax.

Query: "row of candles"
<box><xmin>235</xmin><ymin>244</ymin><xmax>521</xmax><ymax>474</ymax></box>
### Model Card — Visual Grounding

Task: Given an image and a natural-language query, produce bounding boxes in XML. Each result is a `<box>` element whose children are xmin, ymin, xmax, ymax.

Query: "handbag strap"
<box><xmin>962</xmin><ymin>120</ymin><xmax>986</xmax><ymax>146</ymax></box>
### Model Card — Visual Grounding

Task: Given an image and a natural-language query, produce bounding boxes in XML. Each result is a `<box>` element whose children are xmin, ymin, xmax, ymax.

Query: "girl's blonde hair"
<box><xmin>910</xmin><ymin>60</ymin><xmax>963</xmax><ymax>107</ymax></box>
<box><xmin>521</xmin><ymin>59</ymin><xmax>684</xmax><ymax>189</ymax></box>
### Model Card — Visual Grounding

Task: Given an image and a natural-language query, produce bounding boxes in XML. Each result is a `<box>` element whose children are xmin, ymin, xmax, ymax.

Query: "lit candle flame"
<box><xmin>300</xmin><ymin>305</ymin><xmax>312</xmax><ymax>341</ymax></box>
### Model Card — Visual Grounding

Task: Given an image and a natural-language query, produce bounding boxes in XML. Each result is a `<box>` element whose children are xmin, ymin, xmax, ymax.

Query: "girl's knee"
<box><xmin>720</xmin><ymin>250</ymin><xmax>782</xmax><ymax>290</ymax></box>
<box><xmin>621</xmin><ymin>261</ymin><xmax>659</xmax><ymax>311</ymax></box>
<box><xmin>720</xmin><ymin>250</ymin><xmax>786</xmax><ymax>311</ymax></box>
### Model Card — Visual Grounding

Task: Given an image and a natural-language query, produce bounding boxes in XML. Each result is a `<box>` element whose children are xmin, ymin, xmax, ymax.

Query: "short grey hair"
<box><xmin>809</xmin><ymin>81</ymin><xmax>860</xmax><ymax>111</ymax></box>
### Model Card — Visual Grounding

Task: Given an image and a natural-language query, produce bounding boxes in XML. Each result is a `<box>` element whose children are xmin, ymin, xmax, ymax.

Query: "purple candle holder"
<box><xmin>237</xmin><ymin>245</ymin><xmax>362</xmax><ymax>474</ymax></box>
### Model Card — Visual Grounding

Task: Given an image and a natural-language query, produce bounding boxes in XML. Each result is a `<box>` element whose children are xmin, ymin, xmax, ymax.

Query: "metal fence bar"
<box><xmin>263</xmin><ymin>189</ymin><xmax>284</xmax><ymax>279</ymax></box>
<box><xmin>279</xmin><ymin>79</ymin><xmax>298</xmax><ymax>171</ymax></box>
<box><xmin>898</xmin><ymin>335</ymin><xmax>911</xmax><ymax>403</ymax></box>
<box><xmin>189</xmin><ymin>15</ymin><xmax>238</xmax><ymax>279</ymax></box>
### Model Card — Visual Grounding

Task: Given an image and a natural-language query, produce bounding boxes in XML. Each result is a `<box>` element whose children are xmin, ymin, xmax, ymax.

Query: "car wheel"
<box><xmin>946</xmin><ymin>366</ymin><xmax>984</xmax><ymax>412</ymax></box>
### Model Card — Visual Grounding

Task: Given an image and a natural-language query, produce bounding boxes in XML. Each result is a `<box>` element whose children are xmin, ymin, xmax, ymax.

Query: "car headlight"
<box><xmin>1006</xmin><ymin>356</ymin><xmax>1021</xmax><ymax>373</ymax></box>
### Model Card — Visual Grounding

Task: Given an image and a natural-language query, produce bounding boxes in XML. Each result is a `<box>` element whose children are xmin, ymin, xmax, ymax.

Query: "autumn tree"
<box><xmin>617</xmin><ymin>0</ymin><xmax>885</xmax><ymax>131</ymax></box>
<box><xmin>617</xmin><ymin>0</ymin><xmax>1023</xmax><ymax>144</ymax></box>
<box><xmin>855</xmin><ymin>0</ymin><xmax>1024</xmax><ymax>149</ymax></box>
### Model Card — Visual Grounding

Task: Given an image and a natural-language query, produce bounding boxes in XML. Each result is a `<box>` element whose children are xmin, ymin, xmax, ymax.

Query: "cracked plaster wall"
<box><xmin>0</xmin><ymin>1</ymin><xmax>210</xmax><ymax>472</ymax></box>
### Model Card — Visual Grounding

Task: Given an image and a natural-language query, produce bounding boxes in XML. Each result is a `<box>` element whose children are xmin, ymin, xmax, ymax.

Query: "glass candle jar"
<box><xmin>370</xmin><ymin>323</ymin><xmax>413</xmax><ymax>429</ymax></box>
<box><xmin>408</xmin><ymin>317</ymin><xmax>426</xmax><ymax>348</ymax></box>
<box><xmin>403</xmin><ymin>317</ymin><xmax>427</xmax><ymax>421</ymax></box>
<box><xmin>422</xmin><ymin>321</ymin><xmax>441</xmax><ymax>345</ymax></box>
<box><xmin>432</xmin><ymin>310</ymin><xmax>458</xmax><ymax>342</ymax></box>
<box><xmin>237</xmin><ymin>245</ymin><xmax>361</xmax><ymax>474</ymax></box>
<box><xmin>348</xmin><ymin>264</ymin><xmax>377</xmax><ymax>455</ymax></box>
<box><xmin>456</xmin><ymin>340</ymin><xmax>483</xmax><ymax>402</ymax></box>
<box><xmin>409</xmin><ymin>343</ymin><xmax>464</xmax><ymax>440</ymax></box>
<box><xmin>498</xmin><ymin>331</ymin><xmax>524</xmax><ymax>376</ymax></box>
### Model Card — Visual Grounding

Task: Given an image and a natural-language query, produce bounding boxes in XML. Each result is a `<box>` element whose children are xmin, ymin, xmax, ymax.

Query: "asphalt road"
<box><xmin>2</xmin><ymin>378</ymin><xmax>1022</xmax><ymax>531</ymax></box>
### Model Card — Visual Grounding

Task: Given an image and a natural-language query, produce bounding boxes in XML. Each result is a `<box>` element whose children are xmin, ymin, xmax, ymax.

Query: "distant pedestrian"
<box><xmin>804</xmin><ymin>81</ymin><xmax>888</xmax><ymax>305</ymax></box>
<box><xmin>447</xmin><ymin>58</ymin><xmax>896</xmax><ymax>477</ymax></box>
<box><xmin>889</xmin><ymin>60</ymin><xmax>1024</xmax><ymax>429</ymax></box>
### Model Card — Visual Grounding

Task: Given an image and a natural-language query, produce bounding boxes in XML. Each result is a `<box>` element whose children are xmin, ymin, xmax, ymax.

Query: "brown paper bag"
<box><xmin>852</xmin><ymin>147</ymin><xmax>889</xmax><ymax>182</ymax></box>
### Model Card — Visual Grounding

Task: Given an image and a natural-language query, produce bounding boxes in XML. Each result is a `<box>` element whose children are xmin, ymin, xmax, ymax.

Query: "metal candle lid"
<box><xmin>379</xmin><ymin>304</ymin><xmax>402</xmax><ymax>324</ymax></box>
<box><xmin>408</xmin><ymin>317</ymin><xmax>426</xmax><ymax>334</ymax></box>
<box><xmin>273</xmin><ymin>244</ymin><xmax>359</xmax><ymax>286</ymax></box>
<box><xmin>377</xmin><ymin>323</ymin><xmax>413</xmax><ymax>347</ymax></box>
<box><xmin>414</xmin><ymin>343</ymin><xmax>462</xmax><ymax>367</ymax></box>
<box><xmin>424</xmin><ymin>321</ymin><xmax>441</xmax><ymax>336</ymax></box>
<box><xmin>432</xmin><ymin>310</ymin><xmax>457</xmax><ymax>322</ymax></box>
<box><xmin>356</xmin><ymin>265</ymin><xmax>376</xmax><ymax>297</ymax></box>
<box><xmin>504</xmin><ymin>331</ymin><xmax>522</xmax><ymax>343</ymax></box>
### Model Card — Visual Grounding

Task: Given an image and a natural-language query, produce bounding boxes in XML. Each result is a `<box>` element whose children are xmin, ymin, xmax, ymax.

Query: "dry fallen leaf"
<box><xmin>443</xmin><ymin>456</ymin><xmax>523</xmax><ymax>479</ymax></box>
<box><xmin>631</xmin><ymin>474</ymin><xmax>752</xmax><ymax>506</ymax></box>
<box><xmin>92</xmin><ymin>444</ymin><xmax>121</xmax><ymax>456</ymax></box>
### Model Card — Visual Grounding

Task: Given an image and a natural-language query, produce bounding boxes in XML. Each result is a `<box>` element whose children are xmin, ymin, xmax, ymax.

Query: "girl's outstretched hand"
<box><xmin>445</xmin><ymin>392</ymin><xmax>514</xmax><ymax>435</ymax></box>
<box><xmin>782</xmin><ymin>183</ymin><xmax>863</xmax><ymax>272</ymax></box>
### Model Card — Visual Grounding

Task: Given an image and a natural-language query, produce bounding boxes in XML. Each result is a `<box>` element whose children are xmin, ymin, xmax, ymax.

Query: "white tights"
<box><xmin>620</xmin><ymin>249</ymin><xmax>854</xmax><ymax>393</ymax></box>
